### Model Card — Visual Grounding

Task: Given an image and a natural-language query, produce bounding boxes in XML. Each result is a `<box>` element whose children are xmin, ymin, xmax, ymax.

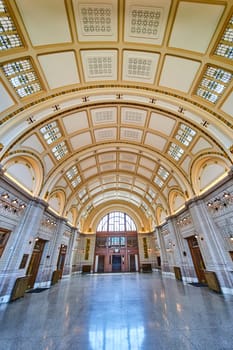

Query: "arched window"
<box><xmin>97</xmin><ymin>212</ymin><xmax>136</xmax><ymax>232</ymax></box>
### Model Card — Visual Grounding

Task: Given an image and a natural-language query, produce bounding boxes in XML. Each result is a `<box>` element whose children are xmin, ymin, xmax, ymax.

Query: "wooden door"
<box><xmin>97</xmin><ymin>255</ymin><xmax>105</xmax><ymax>272</ymax></box>
<box><xmin>57</xmin><ymin>244</ymin><xmax>67</xmax><ymax>278</ymax></box>
<box><xmin>187</xmin><ymin>236</ymin><xmax>207</xmax><ymax>283</ymax></box>
<box><xmin>26</xmin><ymin>239</ymin><xmax>45</xmax><ymax>289</ymax></box>
<box><xmin>129</xmin><ymin>254</ymin><xmax>136</xmax><ymax>272</ymax></box>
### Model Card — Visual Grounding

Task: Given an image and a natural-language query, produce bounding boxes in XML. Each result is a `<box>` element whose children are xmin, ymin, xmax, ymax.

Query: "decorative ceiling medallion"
<box><xmin>73</xmin><ymin>0</ymin><xmax>117</xmax><ymax>41</ymax></box>
<box><xmin>129</xmin><ymin>6</ymin><xmax>163</xmax><ymax>39</ymax></box>
<box><xmin>79</xmin><ymin>4</ymin><xmax>113</xmax><ymax>36</ymax></box>
<box><xmin>81</xmin><ymin>50</ymin><xmax>117</xmax><ymax>81</ymax></box>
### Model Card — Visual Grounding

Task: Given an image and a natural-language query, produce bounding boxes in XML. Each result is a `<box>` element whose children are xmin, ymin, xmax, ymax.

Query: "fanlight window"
<box><xmin>97</xmin><ymin>212</ymin><xmax>136</xmax><ymax>232</ymax></box>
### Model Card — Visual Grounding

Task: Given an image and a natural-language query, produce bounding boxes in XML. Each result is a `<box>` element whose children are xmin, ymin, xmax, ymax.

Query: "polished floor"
<box><xmin>0</xmin><ymin>273</ymin><xmax>233</xmax><ymax>350</ymax></box>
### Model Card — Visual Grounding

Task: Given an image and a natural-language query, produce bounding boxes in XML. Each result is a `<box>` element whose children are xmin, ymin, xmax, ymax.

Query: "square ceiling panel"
<box><xmin>119</xmin><ymin>163</ymin><xmax>136</xmax><ymax>172</ymax></box>
<box><xmin>119</xmin><ymin>153</ymin><xmax>137</xmax><ymax>163</ymax></box>
<box><xmin>149</xmin><ymin>113</ymin><xmax>176</xmax><ymax>136</ymax></box>
<box><xmin>134</xmin><ymin>179</ymin><xmax>147</xmax><ymax>190</ymax></box>
<box><xmin>83</xmin><ymin>167</ymin><xmax>98</xmax><ymax>179</ymax></box>
<box><xmin>159</xmin><ymin>56</ymin><xmax>200</xmax><ymax>92</ymax></box>
<box><xmin>122</xmin><ymin>50</ymin><xmax>160</xmax><ymax>83</ymax></box>
<box><xmin>124</xmin><ymin>0</ymin><xmax>171</xmax><ymax>45</ymax></box>
<box><xmin>119</xmin><ymin>183</ymin><xmax>131</xmax><ymax>189</ymax></box>
<box><xmin>70</xmin><ymin>131</ymin><xmax>92</xmax><ymax>150</ymax></box>
<box><xmin>120</xmin><ymin>128</ymin><xmax>143</xmax><ymax>142</ymax></box>
<box><xmin>139</xmin><ymin>157</ymin><xmax>155</xmax><ymax>171</ymax></box>
<box><xmin>102</xmin><ymin>175</ymin><xmax>116</xmax><ymax>183</ymax></box>
<box><xmin>137</xmin><ymin>166</ymin><xmax>152</xmax><ymax>179</ymax></box>
<box><xmin>62</xmin><ymin>111</ymin><xmax>89</xmax><ymax>134</ymax></box>
<box><xmin>100</xmin><ymin>163</ymin><xmax>116</xmax><ymax>172</ymax></box>
<box><xmin>98</xmin><ymin>153</ymin><xmax>116</xmax><ymax>162</ymax></box>
<box><xmin>94</xmin><ymin>128</ymin><xmax>117</xmax><ymax>142</ymax></box>
<box><xmin>90</xmin><ymin>187</ymin><xmax>102</xmax><ymax>196</ymax></box>
<box><xmin>121</xmin><ymin>107</ymin><xmax>147</xmax><ymax>126</ymax></box>
<box><xmin>133</xmin><ymin>187</ymin><xmax>144</xmax><ymax>196</ymax></box>
<box><xmin>38</xmin><ymin>52</ymin><xmax>80</xmax><ymax>89</ymax></box>
<box><xmin>72</xmin><ymin>0</ymin><xmax>117</xmax><ymax>41</ymax></box>
<box><xmin>88</xmin><ymin>180</ymin><xmax>101</xmax><ymax>190</ymax></box>
<box><xmin>0</xmin><ymin>81</ymin><xmax>14</xmax><ymax>113</ymax></box>
<box><xmin>144</xmin><ymin>132</ymin><xmax>167</xmax><ymax>151</ymax></box>
<box><xmin>119</xmin><ymin>176</ymin><xmax>132</xmax><ymax>183</ymax></box>
<box><xmin>16</xmin><ymin>0</ymin><xmax>71</xmax><ymax>45</ymax></box>
<box><xmin>81</xmin><ymin>50</ymin><xmax>117</xmax><ymax>81</ymax></box>
<box><xmin>169</xmin><ymin>2</ymin><xmax>224</xmax><ymax>53</ymax></box>
<box><xmin>79</xmin><ymin>157</ymin><xmax>96</xmax><ymax>170</ymax></box>
<box><xmin>91</xmin><ymin>107</ymin><xmax>117</xmax><ymax>125</ymax></box>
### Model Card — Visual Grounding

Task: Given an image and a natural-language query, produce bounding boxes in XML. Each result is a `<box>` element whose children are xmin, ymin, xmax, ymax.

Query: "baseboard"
<box><xmin>34</xmin><ymin>281</ymin><xmax>51</xmax><ymax>289</ymax></box>
<box><xmin>0</xmin><ymin>295</ymin><xmax>11</xmax><ymax>304</ymax></box>
<box><xmin>182</xmin><ymin>276</ymin><xmax>198</xmax><ymax>283</ymax></box>
<box><xmin>162</xmin><ymin>271</ymin><xmax>175</xmax><ymax>278</ymax></box>
<box><xmin>221</xmin><ymin>287</ymin><xmax>233</xmax><ymax>295</ymax></box>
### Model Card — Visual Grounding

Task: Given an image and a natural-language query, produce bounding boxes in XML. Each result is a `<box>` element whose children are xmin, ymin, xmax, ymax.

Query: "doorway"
<box><xmin>187</xmin><ymin>236</ymin><xmax>207</xmax><ymax>283</ymax></box>
<box><xmin>26</xmin><ymin>238</ymin><xmax>45</xmax><ymax>289</ymax></box>
<box><xmin>112</xmin><ymin>255</ymin><xmax>121</xmax><ymax>272</ymax></box>
<box><xmin>57</xmin><ymin>244</ymin><xmax>67</xmax><ymax>278</ymax></box>
<box><xmin>97</xmin><ymin>255</ymin><xmax>105</xmax><ymax>272</ymax></box>
<box><xmin>129</xmin><ymin>254</ymin><xmax>136</xmax><ymax>272</ymax></box>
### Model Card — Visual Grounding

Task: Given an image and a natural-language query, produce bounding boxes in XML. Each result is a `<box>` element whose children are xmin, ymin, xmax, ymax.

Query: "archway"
<box><xmin>94</xmin><ymin>212</ymin><xmax>139</xmax><ymax>273</ymax></box>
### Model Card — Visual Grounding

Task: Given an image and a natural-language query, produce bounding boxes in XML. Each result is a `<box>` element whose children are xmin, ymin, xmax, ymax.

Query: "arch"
<box><xmin>168</xmin><ymin>188</ymin><xmax>186</xmax><ymax>214</ymax></box>
<box><xmin>156</xmin><ymin>205</ymin><xmax>167</xmax><ymax>226</ymax></box>
<box><xmin>191</xmin><ymin>154</ymin><xmax>230</xmax><ymax>194</ymax></box>
<box><xmin>2</xmin><ymin>153</ymin><xmax>44</xmax><ymax>196</ymax></box>
<box><xmin>81</xmin><ymin>201</ymin><xmax>149</xmax><ymax>233</ymax></box>
<box><xmin>96</xmin><ymin>212</ymin><xmax>137</xmax><ymax>232</ymax></box>
<box><xmin>48</xmin><ymin>189</ymin><xmax>66</xmax><ymax>216</ymax></box>
<box><xmin>66</xmin><ymin>206</ymin><xmax>79</xmax><ymax>227</ymax></box>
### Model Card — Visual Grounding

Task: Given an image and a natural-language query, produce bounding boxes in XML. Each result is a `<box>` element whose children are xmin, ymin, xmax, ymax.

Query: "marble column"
<box><xmin>47</xmin><ymin>218</ymin><xmax>68</xmax><ymax>279</ymax></box>
<box><xmin>189</xmin><ymin>199</ymin><xmax>233</xmax><ymax>294</ymax></box>
<box><xmin>63</xmin><ymin>227</ymin><xmax>78</xmax><ymax>276</ymax></box>
<box><xmin>0</xmin><ymin>198</ymin><xmax>45</xmax><ymax>303</ymax></box>
<box><xmin>156</xmin><ymin>227</ymin><xmax>170</xmax><ymax>275</ymax></box>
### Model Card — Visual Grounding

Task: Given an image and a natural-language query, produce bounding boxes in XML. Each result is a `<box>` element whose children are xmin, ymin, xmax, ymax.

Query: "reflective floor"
<box><xmin>0</xmin><ymin>273</ymin><xmax>233</xmax><ymax>350</ymax></box>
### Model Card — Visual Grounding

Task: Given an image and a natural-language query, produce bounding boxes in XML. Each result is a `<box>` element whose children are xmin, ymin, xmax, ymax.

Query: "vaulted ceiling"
<box><xmin>0</xmin><ymin>0</ymin><xmax>232</xmax><ymax>232</ymax></box>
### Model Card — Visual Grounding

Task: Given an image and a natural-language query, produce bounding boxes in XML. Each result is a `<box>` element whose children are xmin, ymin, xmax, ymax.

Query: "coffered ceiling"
<box><xmin>0</xmin><ymin>0</ymin><xmax>232</xmax><ymax>231</ymax></box>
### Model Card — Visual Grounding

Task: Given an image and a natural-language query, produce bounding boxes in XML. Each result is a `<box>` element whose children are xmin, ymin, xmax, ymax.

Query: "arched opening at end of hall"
<box><xmin>94</xmin><ymin>212</ymin><xmax>139</xmax><ymax>273</ymax></box>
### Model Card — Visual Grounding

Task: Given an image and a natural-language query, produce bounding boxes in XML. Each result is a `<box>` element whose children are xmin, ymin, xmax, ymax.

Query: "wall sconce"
<box><xmin>42</xmin><ymin>217</ymin><xmax>57</xmax><ymax>228</ymax></box>
<box><xmin>230</xmin><ymin>235</ymin><xmax>233</xmax><ymax>242</ymax></box>
<box><xmin>177</xmin><ymin>215</ymin><xmax>192</xmax><ymax>227</ymax></box>
<box><xmin>0</xmin><ymin>192</ymin><xmax>27</xmax><ymax>215</ymax></box>
<box><xmin>207</xmin><ymin>192</ymin><xmax>233</xmax><ymax>212</ymax></box>
<box><xmin>166</xmin><ymin>241</ymin><xmax>173</xmax><ymax>252</ymax></box>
